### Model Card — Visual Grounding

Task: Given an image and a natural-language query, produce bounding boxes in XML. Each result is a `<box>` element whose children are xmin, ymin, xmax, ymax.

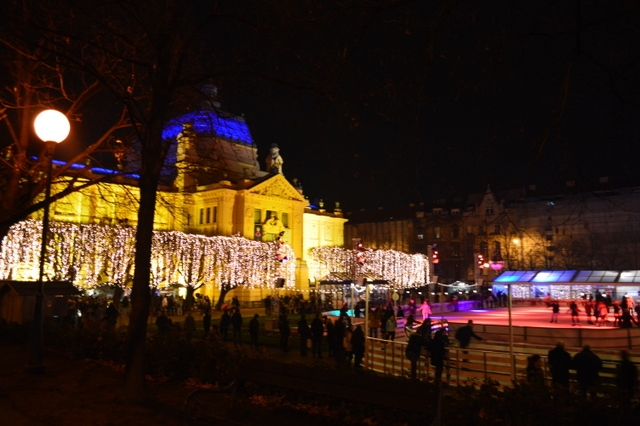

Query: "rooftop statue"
<box><xmin>266</xmin><ymin>143</ymin><xmax>283</xmax><ymax>174</ymax></box>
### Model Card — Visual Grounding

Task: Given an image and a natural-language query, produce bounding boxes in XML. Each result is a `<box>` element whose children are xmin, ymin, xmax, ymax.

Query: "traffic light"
<box><xmin>477</xmin><ymin>253</ymin><xmax>485</xmax><ymax>269</ymax></box>
<box><xmin>276</xmin><ymin>232</ymin><xmax>288</xmax><ymax>262</ymax></box>
<box><xmin>431</xmin><ymin>249</ymin><xmax>440</xmax><ymax>264</ymax></box>
<box><xmin>356</xmin><ymin>242</ymin><xmax>366</xmax><ymax>264</ymax></box>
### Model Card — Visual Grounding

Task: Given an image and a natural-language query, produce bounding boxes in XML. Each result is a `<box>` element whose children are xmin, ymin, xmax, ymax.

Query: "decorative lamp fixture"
<box><xmin>490</xmin><ymin>252</ymin><xmax>504</xmax><ymax>271</ymax></box>
<box><xmin>27</xmin><ymin>109</ymin><xmax>70</xmax><ymax>375</ymax></box>
<box><xmin>34</xmin><ymin>109</ymin><xmax>71</xmax><ymax>143</ymax></box>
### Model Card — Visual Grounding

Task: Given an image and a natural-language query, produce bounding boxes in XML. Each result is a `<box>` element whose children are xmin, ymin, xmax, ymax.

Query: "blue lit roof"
<box><xmin>162</xmin><ymin>110</ymin><xmax>253</xmax><ymax>144</ymax></box>
<box><xmin>494</xmin><ymin>270</ymin><xmax>640</xmax><ymax>285</ymax></box>
<box><xmin>532</xmin><ymin>270</ymin><xmax>577</xmax><ymax>283</ymax></box>
<box><xmin>574</xmin><ymin>270</ymin><xmax>619</xmax><ymax>283</ymax></box>
<box><xmin>50</xmin><ymin>159</ymin><xmax>140</xmax><ymax>179</ymax></box>
<box><xmin>493</xmin><ymin>271</ymin><xmax>538</xmax><ymax>283</ymax></box>
<box><xmin>618</xmin><ymin>270</ymin><xmax>640</xmax><ymax>283</ymax></box>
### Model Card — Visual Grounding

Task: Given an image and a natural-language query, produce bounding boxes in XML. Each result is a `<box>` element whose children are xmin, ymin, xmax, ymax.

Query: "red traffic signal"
<box><xmin>432</xmin><ymin>249</ymin><xmax>440</xmax><ymax>264</ymax></box>
<box><xmin>477</xmin><ymin>253</ymin><xmax>485</xmax><ymax>268</ymax></box>
<box><xmin>356</xmin><ymin>243</ymin><xmax>366</xmax><ymax>264</ymax></box>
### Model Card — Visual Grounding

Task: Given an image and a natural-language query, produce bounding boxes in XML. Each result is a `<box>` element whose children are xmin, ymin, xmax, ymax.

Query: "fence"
<box><xmin>364</xmin><ymin>337</ymin><xmax>639</xmax><ymax>390</ymax></box>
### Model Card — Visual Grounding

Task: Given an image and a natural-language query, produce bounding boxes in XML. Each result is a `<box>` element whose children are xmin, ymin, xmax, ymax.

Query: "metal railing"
<box><xmin>364</xmin><ymin>337</ymin><xmax>638</xmax><ymax>390</ymax></box>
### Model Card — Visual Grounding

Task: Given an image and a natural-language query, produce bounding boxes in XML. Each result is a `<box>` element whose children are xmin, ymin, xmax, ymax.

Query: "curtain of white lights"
<box><xmin>0</xmin><ymin>220</ymin><xmax>296</xmax><ymax>290</ymax></box>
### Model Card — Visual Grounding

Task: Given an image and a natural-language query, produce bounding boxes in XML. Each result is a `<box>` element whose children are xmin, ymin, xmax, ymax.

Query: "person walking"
<box><xmin>526</xmin><ymin>354</ymin><xmax>544</xmax><ymax>386</ymax></box>
<box><xmin>310</xmin><ymin>313</ymin><xmax>324</xmax><ymax>358</ymax></box>
<box><xmin>429</xmin><ymin>327</ymin><xmax>448</xmax><ymax>382</ymax></box>
<box><xmin>385</xmin><ymin>314</ymin><xmax>398</xmax><ymax>341</ymax></box>
<box><xmin>278</xmin><ymin>313</ymin><xmax>291</xmax><ymax>352</ymax></box>
<box><xmin>455</xmin><ymin>320</ymin><xmax>482</xmax><ymax>363</ymax></box>
<box><xmin>297</xmin><ymin>314</ymin><xmax>310</xmax><ymax>356</ymax></box>
<box><xmin>219</xmin><ymin>309</ymin><xmax>231</xmax><ymax>341</ymax></box>
<box><xmin>549</xmin><ymin>300</ymin><xmax>560</xmax><ymax>323</ymax></box>
<box><xmin>351</xmin><ymin>325</ymin><xmax>366</xmax><ymax>370</ymax></box>
<box><xmin>616</xmin><ymin>350</ymin><xmax>638</xmax><ymax>405</ymax></box>
<box><xmin>547</xmin><ymin>341</ymin><xmax>572</xmax><ymax>389</ymax></box>
<box><xmin>455</xmin><ymin>320</ymin><xmax>483</xmax><ymax>350</ymax></box>
<box><xmin>183</xmin><ymin>311</ymin><xmax>196</xmax><ymax>341</ymax></box>
<box><xmin>249</xmin><ymin>314</ymin><xmax>260</xmax><ymax>349</ymax></box>
<box><xmin>569</xmin><ymin>301</ymin><xmax>581</xmax><ymax>326</ymax></box>
<box><xmin>420</xmin><ymin>300</ymin><xmax>432</xmax><ymax>321</ymax></box>
<box><xmin>368</xmin><ymin>307</ymin><xmax>381</xmax><ymax>338</ymax></box>
<box><xmin>230</xmin><ymin>308</ymin><xmax>243</xmax><ymax>345</ymax></box>
<box><xmin>573</xmin><ymin>344</ymin><xmax>602</xmax><ymax>399</ymax></box>
<box><xmin>405</xmin><ymin>328</ymin><xmax>428</xmax><ymax>380</ymax></box>
<box><xmin>202</xmin><ymin>309</ymin><xmax>211</xmax><ymax>337</ymax></box>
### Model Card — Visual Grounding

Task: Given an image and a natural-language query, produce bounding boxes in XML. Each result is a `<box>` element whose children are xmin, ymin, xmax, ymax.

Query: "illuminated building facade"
<box><xmin>16</xmin><ymin>89</ymin><xmax>347</xmax><ymax>302</ymax></box>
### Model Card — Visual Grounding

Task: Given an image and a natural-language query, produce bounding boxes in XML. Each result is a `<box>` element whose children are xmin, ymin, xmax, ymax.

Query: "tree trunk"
<box><xmin>214</xmin><ymin>286</ymin><xmax>232</xmax><ymax>311</ymax></box>
<box><xmin>123</xmin><ymin>107</ymin><xmax>168</xmax><ymax>401</ymax></box>
<box><xmin>184</xmin><ymin>286</ymin><xmax>195</xmax><ymax>312</ymax></box>
<box><xmin>123</xmin><ymin>187</ymin><xmax>156</xmax><ymax>402</ymax></box>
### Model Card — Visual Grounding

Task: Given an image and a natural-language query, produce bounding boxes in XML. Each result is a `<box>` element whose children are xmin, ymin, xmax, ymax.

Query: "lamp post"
<box><xmin>25</xmin><ymin>109</ymin><xmax>70</xmax><ymax>375</ymax></box>
<box><xmin>490</xmin><ymin>250</ymin><xmax>514</xmax><ymax>380</ymax></box>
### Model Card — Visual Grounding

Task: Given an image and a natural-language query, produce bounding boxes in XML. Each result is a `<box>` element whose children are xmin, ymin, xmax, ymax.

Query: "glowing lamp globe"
<box><xmin>490</xmin><ymin>260</ymin><xmax>504</xmax><ymax>271</ymax></box>
<box><xmin>34</xmin><ymin>109</ymin><xmax>70</xmax><ymax>143</ymax></box>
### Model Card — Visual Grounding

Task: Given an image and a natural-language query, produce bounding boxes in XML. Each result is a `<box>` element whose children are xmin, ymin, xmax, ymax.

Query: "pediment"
<box><xmin>248</xmin><ymin>175</ymin><xmax>306</xmax><ymax>202</ymax></box>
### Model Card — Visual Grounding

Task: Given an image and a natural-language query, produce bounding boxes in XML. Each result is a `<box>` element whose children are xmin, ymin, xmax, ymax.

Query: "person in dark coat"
<box><xmin>310</xmin><ymin>313</ymin><xmax>324</xmax><ymax>358</ymax></box>
<box><xmin>155</xmin><ymin>310</ymin><xmax>172</xmax><ymax>335</ymax></box>
<box><xmin>325</xmin><ymin>317</ymin><xmax>335</xmax><ymax>356</ymax></box>
<box><xmin>219</xmin><ymin>309</ymin><xmax>231</xmax><ymax>341</ymax></box>
<box><xmin>249</xmin><ymin>314</ymin><xmax>260</xmax><ymax>349</ymax></box>
<box><xmin>351</xmin><ymin>324</ymin><xmax>366</xmax><ymax>370</ymax></box>
<box><xmin>297</xmin><ymin>314</ymin><xmax>311</xmax><ymax>356</ymax></box>
<box><xmin>616</xmin><ymin>350</ymin><xmax>638</xmax><ymax>404</ymax></box>
<box><xmin>278</xmin><ymin>314</ymin><xmax>291</xmax><ymax>352</ymax></box>
<box><xmin>429</xmin><ymin>327</ymin><xmax>448</xmax><ymax>381</ymax></box>
<box><xmin>405</xmin><ymin>329</ymin><xmax>428</xmax><ymax>380</ymax></box>
<box><xmin>230</xmin><ymin>308</ymin><xmax>243</xmax><ymax>344</ymax></box>
<box><xmin>455</xmin><ymin>320</ymin><xmax>483</xmax><ymax>349</ymax></box>
<box><xmin>547</xmin><ymin>341</ymin><xmax>572</xmax><ymax>388</ymax></box>
<box><xmin>202</xmin><ymin>309</ymin><xmax>211</xmax><ymax>336</ymax></box>
<box><xmin>573</xmin><ymin>344</ymin><xmax>602</xmax><ymax>398</ymax></box>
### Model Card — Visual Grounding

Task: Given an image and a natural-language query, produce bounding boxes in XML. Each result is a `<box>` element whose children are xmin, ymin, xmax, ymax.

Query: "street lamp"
<box><xmin>489</xmin><ymin>250</ymin><xmax>515</xmax><ymax>380</ymax></box>
<box><xmin>25</xmin><ymin>109</ymin><xmax>70</xmax><ymax>375</ymax></box>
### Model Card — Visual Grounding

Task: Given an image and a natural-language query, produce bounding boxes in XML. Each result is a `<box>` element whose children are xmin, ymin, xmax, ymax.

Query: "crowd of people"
<box><xmin>535</xmin><ymin>341</ymin><xmax>638</xmax><ymax>402</ymax></box>
<box><xmin>546</xmin><ymin>292</ymin><xmax>640</xmax><ymax>327</ymax></box>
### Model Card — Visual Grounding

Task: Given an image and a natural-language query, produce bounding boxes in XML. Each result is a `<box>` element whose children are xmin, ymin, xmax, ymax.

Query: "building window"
<box><xmin>434</xmin><ymin>226</ymin><xmax>441</xmax><ymax>239</ymax></box>
<box><xmin>485</xmin><ymin>204</ymin><xmax>494</xmax><ymax>216</ymax></box>
<box><xmin>281</xmin><ymin>212</ymin><xmax>289</xmax><ymax>228</ymax></box>
<box><xmin>213</xmin><ymin>206</ymin><xmax>217</xmax><ymax>223</ymax></box>
<box><xmin>199</xmin><ymin>208</ymin><xmax>204</xmax><ymax>225</ymax></box>
<box><xmin>451</xmin><ymin>209</ymin><xmax>461</xmax><ymax>215</ymax></box>
<box><xmin>493</xmin><ymin>224</ymin><xmax>500</xmax><ymax>234</ymax></box>
<box><xmin>417</xmin><ymin>233</ymin><xmax>424</xmax><ymax>240</ymax></box>
<box><xmin>452</xmin><ymin>243</ymin><xmax>461</xmax><ymax>257</ymax></box>
<box><xmin>254</xmin><ymin>209</ymin><xmax>261</xmax><ymax>224</ymax></box>
<box><xmin>433</xmin><ymin>208</ymin><xmax>442</xmax><ymax>215</ymax></box>
<box><xmin>206</xmin><ymin>207</ymin><xmax>211</xmax><ymax>224</ymax></box>
<box><xmin>452</xmin><ymin>225</ymin><xmax>459</xmax><ymax>239</ymax></box>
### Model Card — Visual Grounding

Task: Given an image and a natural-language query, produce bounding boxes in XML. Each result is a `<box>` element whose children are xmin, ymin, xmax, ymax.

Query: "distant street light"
<box><xmin>488</xmin><ymin>250</ymin><xmax>514</xmax><ymax>379</ymax></box>
<box><xmin>25</xmin><ymin>109</ymin><xmax>70</xmax><ymax>375</ymax></box>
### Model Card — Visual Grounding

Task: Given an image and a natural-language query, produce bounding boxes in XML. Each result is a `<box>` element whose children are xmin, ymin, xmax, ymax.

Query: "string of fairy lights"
<box><xmin>0</xmin><ymin>220</ymin><xmax>431</xmax><ymax>293</ymax></box>
<box><xmin>307</xmin><ymin>246</ymin><xmax>430</xmax><ymax>289</ymax></box>
<box><xmin>0</xmin><ymin>220</ymin><xmax>296</xmax><ymax>290</ymax></box>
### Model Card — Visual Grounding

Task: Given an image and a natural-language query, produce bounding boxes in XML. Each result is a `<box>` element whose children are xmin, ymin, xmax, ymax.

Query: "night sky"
<box><xmin>217</xmin><ymin>1</ymin><xmax>640</xmax><ymax>213</ymax></box>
